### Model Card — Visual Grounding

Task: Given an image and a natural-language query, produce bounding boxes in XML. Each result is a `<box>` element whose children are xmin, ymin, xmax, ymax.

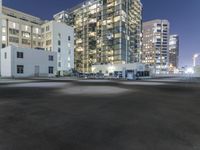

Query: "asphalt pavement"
<box><xmin>0</xmin><ymin>78</ymin><xmax>200</xmax><ymax>150</ymax></box>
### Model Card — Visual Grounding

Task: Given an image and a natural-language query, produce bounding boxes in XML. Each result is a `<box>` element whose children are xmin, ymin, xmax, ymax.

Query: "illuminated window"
<box><xmin>2</xmin><ymin>36</ymin><xmax>6</xmax><ymax>42</ymax></box>
<box><xmin>2</xmin><ymin>28</ymin><xmax>6</xmax><ymax>33</ymax></box>
<box><xmin>25</xmin><ymin>26</ymin><xmax>29</xmax><ymax>31</ymax></box>
<box><xmin>35</xmin><ymin>28</ymin><xmax>39</xmax><ymax>34</ymax></box>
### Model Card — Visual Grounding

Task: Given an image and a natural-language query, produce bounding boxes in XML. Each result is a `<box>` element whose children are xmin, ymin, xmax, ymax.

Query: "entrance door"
<box><xmin>34</xmin><ymin>66</ymin><xmax>40</xmax><ymax>77</ymax></box>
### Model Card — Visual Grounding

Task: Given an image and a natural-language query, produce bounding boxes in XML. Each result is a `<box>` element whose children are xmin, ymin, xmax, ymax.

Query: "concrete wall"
<box><xmin>194</xmin><ymin>66</ymin><xmax>200</xmax><ymax>77</ymax></box>
<box><xmin>92</xmin><ymin>63</ymin><xmax>146</xmax><ymax>75</ymax></box>
<box><xmin>1</xmin><ymin>46</ymin><xmax>57</xmax><ymax>77</ymax></box>
<box><xmin>1</xmin><ymin>47</ymin><xmax>12</xmax><ymax>76</ymax></box>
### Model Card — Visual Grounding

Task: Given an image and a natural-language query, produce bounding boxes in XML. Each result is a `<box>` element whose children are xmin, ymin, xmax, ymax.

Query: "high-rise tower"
<box><xmin>54</xmin><ymin>0</ymin><xmax>143</xmax><ymax>73</ymax></box>
<box><xmin>142</xmin><ymin>19</ymin><xmax>170</xmax><ymax>74</ymax></box>
<box><xmin>169</xmin><ymin>35</ymin><xmax>179</xmax><ymax>68</ymax></box>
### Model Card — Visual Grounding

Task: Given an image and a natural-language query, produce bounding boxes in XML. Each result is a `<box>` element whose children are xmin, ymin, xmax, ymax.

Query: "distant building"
<box><xmin>142</xmin><ymin>19</ymin><xmax>170</xmax><ymax>74</ymax></box>
<box><xmin>193</xmin><ymin>53</ymin><xmax>200</xmax><ymax>67</ymax></box>
<box><xmin>169</xmin><ymin>35</ymin><xmax>179</xmax><ymax>69</ymax></box>
<box><xmin>41</xmin><ymin>21</ymin><xmax>74</xmax><ymax>76</ymax></box>
<box><xmin>1</xmin><ymin>46</ymin><xmax>57</xmax><ymax>77</ymax></box>
<box><xmin>54</xmin><ymin>0</ymin><xmax>143</xmax><ymax>73</ymax></box>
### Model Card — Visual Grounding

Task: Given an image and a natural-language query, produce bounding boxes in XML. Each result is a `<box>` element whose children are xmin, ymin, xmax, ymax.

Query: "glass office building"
<box><xmin>169</xmin><ymin>35</ymin><xmax>179</xmax><ymax>69</ymax></box>
<box><xmin>54</xmin><ymin>0</ymin><xmax>142</xmax><ymax>73</ymax></box>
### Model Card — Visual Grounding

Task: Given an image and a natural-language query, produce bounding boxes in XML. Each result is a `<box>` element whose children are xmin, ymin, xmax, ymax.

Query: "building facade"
<box><xmin>41</xmin><ymin>21</ymin><xmax>74</xmax><ymax>76</ymax></box>
<box><xmin>92</xmin><ymin>62</ymin><xmax>150</xmax><ymax>80</ymax></box>
<box><xmin>0</xmin><ymin>0</ymin><xmax>2</xmax><ymax>50</ymax></box>
<box><xmin>169</xmin><ymin>34</ymin><xmax>179</xmax><ymax>69</ymax></box>
<box><xmin>142</xmin><ymin>19</ymin><xmax>170</xmax><ymax>74</ymax></box>
<box><xmin>0</xmin><ymin>0</ymin><xmax>2</xmax><ymax>51</ymax></box>
<box><xmin>1</xmin><ymin>6</ymin><xmax>43</xmax><ymax>49</ymax></box>
<box><xmin>0</xmin><ymin>5</ymin><xmax>74</xmax><ymax>76</ymax></box>
<box><xmin>194</xmin><ymin>65</ymin><xmax>200</xmax><ymax>77</ymax></box>
<box><xmin>92</xmin><ymin>63</ymin><xmax>147</xmax><ymax>76</ymax></box>
<box><xmin>1</xmin><ymin>46</ymin><xmax>57</xmax><ymax>77</ymax></box>
<box><xmin>54</xmin><ymin>0</ymin><xmax>143</xmax><ymax>73</ymax></box>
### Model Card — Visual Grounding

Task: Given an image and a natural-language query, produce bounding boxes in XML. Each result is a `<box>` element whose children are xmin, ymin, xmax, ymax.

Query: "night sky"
<box><xmin>3</xmin><ymin>0</ymin><xmax>200</xmax><ymax>67</ymax></box>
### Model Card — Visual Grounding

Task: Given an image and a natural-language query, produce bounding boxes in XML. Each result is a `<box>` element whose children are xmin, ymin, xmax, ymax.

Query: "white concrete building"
<box><xmin>41</xmin><ymin>21</ymin><xmax>74</xmax><ymax>76</ymax></box>
<box><xmin>92</xmin><ymin>63</ymin><xmax>150</xmax><ymax>79</ymax></box>
<box><xmin>1</xmin><ymin>46</ymin><xmax>57</xmax><ymax>77</ymax></box>
<box><xmin>0</xmin><ymin>6</ymin><xmax>43</xmax><ymax>49</ymax></box>
<box><xmin>0</xmin><ymin>4</ymin><xmax>74</xmax><ymax>76</ymax></box>
<box><xmin>0</xmin><ymin>3</ymin><xmax>44</xmax><ymax>74</ymax></box>
<box><xmin>194</xmin><ymin>65</ymin><xmax>200</xmax><ymax>77</ymax></box>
